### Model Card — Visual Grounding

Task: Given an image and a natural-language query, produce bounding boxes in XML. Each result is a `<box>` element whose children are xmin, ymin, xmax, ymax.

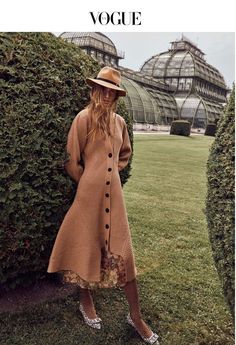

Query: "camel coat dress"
<box><xmin>47</xmin><ymin>109</ymin><xmax>137</xmax><ymax>288</ymax></box>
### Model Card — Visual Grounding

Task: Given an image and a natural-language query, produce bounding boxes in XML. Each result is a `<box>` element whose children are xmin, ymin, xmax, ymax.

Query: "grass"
<box><xmin>0</xmin><ymin>134</ymin><xmax>234</xmax><ymax>345</ymax></box>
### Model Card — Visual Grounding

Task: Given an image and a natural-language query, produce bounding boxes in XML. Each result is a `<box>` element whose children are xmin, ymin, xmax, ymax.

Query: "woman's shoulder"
<box><xmin>73</xmin><ymin>108</ymin><xmax>91</xmax><ymax>125</ymax></box>
<box><xmin>75</xmin><ymin>108</ymin><xmax>90</xmax><ymax>120</ymax></box>
<box><xmin>69</xmin><ymin>109</ymin><xmax>90</xmax><ymax>131</ymax></box>
<box><xmin>115</xmin><ymin>113</ymin><xmax>126</xmax><ymax>125</ymax></box>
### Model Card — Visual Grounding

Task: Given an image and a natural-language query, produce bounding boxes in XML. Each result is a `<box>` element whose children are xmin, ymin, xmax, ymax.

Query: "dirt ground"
<box><xmin>0</xmin><ymin>276</ymin><xmax>77</xmax><ymax>313</ymax></box>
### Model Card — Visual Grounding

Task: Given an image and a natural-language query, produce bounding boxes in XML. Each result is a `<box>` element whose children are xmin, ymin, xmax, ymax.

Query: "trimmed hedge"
<box><xmin>0</xmin><ymin>33</ymin><xmax>133</xmax><ymax>290</ymax></box>
<box><xmin>170</xmin><ymin>120</ymin><xmax>191</xmax><ymax>136</ymax></box>
<box><xmin>205</xmin><ymin>85</ymin><xmax>235</xmax><ymax>320</ymax></box>
<box><xmin>205</xmin><ymin>123</ymin><xmax>217</xmax><ymax>136</ymax></box>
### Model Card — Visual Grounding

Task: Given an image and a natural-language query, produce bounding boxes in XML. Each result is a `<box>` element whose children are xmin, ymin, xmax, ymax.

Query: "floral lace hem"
<box><xmin>60</xmin><ymin>247</ymin><xmax>126</xmax><ymax>289</ymax></box>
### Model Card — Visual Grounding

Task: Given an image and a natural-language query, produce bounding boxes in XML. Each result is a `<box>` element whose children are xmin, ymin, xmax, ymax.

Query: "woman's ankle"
<box><xmin>79</xmin><ymin>288</ymin><xmax>91</xmax><ymax>299</ymax></box>
<box><xmin>130</xmin><ymin>310</ymin><xmax>142</xmax><ymax>321</ymax></box>
<box><xmin>129</xmin><ymin>313</ymin><xmax>154</xmax><ymax>338</ymax></box>
<box><xmin>79</xmin><ymin>292</ymin><xmax>97</xmax><ymax>319</ymax></box>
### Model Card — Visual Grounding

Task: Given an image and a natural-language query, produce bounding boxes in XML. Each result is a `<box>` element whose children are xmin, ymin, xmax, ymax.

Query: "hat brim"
<box><xmin>86</xmin><ymin>78</ymin><xmax>126</xmax><ymax>97</ymax></box>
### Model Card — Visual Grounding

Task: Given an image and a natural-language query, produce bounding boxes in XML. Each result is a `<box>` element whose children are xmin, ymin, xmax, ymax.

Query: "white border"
<box><xmin>1</xmin><ymin>0</ymin><xmax>236</xmax><ymax>32</ymax></box>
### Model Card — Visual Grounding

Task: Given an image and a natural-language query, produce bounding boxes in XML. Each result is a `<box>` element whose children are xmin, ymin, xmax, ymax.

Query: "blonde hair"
<box><xmin>86</xmin><ymin>84</ymin><xmax>118</xmax><ymax>141</ymax></box>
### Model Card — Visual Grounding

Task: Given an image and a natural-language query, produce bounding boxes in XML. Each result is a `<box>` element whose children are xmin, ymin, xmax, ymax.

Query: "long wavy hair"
<box><xmin>86</xmin><ymin>84</ymin><xmax>119</xmax><ymax>141</ymax></box>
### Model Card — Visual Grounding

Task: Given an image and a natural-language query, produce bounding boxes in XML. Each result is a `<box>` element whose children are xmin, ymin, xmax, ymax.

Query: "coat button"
<box><xmin>106</xmin><ymin>181</ymin><xmax>110</xmax><ymax>185</ymax></box>
<box><xmin>108</xmin><ymin>153</ymin><xmax>112</xmax><ymax>158</ymax></box>
<box><xmin>105</xmin><ymin>193</ymin><xmax>109</xmax><ymax>197</ymax></box>
<box><xmin>105</xmin><ymin>240</ymin><xmax>108</xmax><ymax>244</ymax></box>
<box><xmin>105</xmin><ymin>224</ymin><xmax>109</xmax><ymax>229</ymax></box>
<box><xmin>105</xmin><ymin>208</ymin><xmax>109</xmax><ymax>213</ymax></box>
<box><xmin>108</xmin><ymin>168</ymin><xmax>112</xmax><ymax>172</ymax></box>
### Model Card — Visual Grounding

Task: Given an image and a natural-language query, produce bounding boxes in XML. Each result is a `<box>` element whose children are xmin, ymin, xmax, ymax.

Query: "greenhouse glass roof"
<box><xmin>59</xmin><ymin>32</ymin><xmax>120</xmax><ymax>57</ymax></box>
<box><xmin>121</xmin><ymin>77</ymin><xmax>178</xmax><ymax>124</ymax></box>
<box><xmin>140</xmin><ymin>38</ymin><xmax>226</xmax><ymax>89</ymax></box>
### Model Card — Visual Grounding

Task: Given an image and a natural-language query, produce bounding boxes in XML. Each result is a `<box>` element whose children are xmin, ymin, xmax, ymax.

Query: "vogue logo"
<box><xmin>89</xmin><ymin>11</ymin><xmax>141</xmax><ymax>25</ymax></box>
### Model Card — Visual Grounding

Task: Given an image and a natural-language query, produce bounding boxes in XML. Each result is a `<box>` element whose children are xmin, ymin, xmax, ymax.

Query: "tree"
<box><xmin>206</xmin><ymin>85</ymin><xmax>235</xmax><ymax>320</ymax></box>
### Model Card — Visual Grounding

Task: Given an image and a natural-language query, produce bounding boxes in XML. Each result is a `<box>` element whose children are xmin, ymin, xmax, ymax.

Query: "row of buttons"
<box><xmin>104</xmin><ymin>152</ymin><xmax>113</xmax><ymax>248</ymax></box>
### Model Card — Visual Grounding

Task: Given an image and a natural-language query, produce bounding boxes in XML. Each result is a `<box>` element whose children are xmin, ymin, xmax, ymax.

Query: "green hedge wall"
<box><xmin>0</xmin><ymin>32</ymin><xmax>133</xmax><ymax>290</ymax></box>
<box><xmin>170</xmin><ymin>120</ymin><xmax>191</xmax><ymax>136</ymax></box>
<box><xmin>205</xmin><ymin>85</ymin><xmax>235</xmax><ymax>320</ymax></box>
<box><xmin>205</xmin><ymin>123</ymin><xmax>217</xmax><ymax>136</ymax></box>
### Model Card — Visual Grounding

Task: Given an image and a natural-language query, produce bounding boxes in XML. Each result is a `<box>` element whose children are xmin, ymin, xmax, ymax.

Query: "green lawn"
<box><xmin>0</xmin><ymin>134</ymin><xmax>234</xmax><ymax>345</ymax></box>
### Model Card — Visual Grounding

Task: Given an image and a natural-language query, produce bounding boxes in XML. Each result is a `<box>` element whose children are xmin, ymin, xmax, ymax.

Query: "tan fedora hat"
<box><xmin>86</xmin><ymin>66</ymin><xmax>126</xmax><ymax>97</ymax></box>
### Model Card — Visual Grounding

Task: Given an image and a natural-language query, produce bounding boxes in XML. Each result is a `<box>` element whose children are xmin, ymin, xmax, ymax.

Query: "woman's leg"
<box><xmin>121</xmin><ymin>278</ymin><xmax>153</xmax><ymax>338</ymax></box>
<box><xmin>78</xmin><ymin>287</ymin><xmax>98</xmax><ymax>319</ymax></box>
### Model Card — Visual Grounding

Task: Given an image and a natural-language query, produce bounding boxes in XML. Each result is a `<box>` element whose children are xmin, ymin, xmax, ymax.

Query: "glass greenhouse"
<box><xmin>59</xmin><ymin>32</ymin><xmax>227</xmax><ymax>129</ymax></box>
<box><xmin>120</xmin><ymin>75</ymin><xmax>178</xmax><ymax>125</ymax></box>
<box><xmin>140</xmin><ymin>36</ymin><xmax>227</xmax><ymax>126</ymax></box>
<box><xmin>59</xmin><ymin>32</ymin><xmax>124</xmax><ymax>67</ymax></box>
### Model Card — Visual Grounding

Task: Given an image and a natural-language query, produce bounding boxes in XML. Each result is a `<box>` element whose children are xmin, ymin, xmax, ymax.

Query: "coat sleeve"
<box><xmin>64</xmin><ymin>113</ymin><xmax>87</xmax><ymax>183</ymax></box>
<box><xmin>118</xmin><ymin>121</ymin><xmax>132</xmax><ymax>172</ymax></box>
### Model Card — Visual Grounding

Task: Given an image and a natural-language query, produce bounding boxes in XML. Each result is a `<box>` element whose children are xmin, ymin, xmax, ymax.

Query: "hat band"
<box><xmin>95</xmin><ymin>77</ymin><xmax>120</xmax><ymax>87</ymax></box>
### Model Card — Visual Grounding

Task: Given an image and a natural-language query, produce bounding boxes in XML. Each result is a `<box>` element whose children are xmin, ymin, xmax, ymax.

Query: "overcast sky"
<box><xmin>54</xmin><ymin>32</ymin><xmax>235</xmax><ymax>88</ymax></box>
<box><xmin>105</xmin><ymin>32</ymin><xmax>235</xmax><ymax>88</ymax></box>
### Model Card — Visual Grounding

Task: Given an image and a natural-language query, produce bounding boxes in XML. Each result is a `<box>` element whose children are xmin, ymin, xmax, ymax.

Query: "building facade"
<box><xmin>59</xmin><ymin>32</ymin><xmax>227</xmax><ymax>130</ymax></box>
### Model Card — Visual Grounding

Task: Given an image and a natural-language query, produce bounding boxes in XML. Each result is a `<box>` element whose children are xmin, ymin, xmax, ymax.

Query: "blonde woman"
<box><xmin>47</xmin><ymin>66</ymin><xmax>159</xmax><ymax>344</ymax></box>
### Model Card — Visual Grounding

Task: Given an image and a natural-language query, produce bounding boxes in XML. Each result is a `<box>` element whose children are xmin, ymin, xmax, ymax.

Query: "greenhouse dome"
<box><xmin>59</xmin><ymin>33</ymin><xmax>228</xmax><ymax>129</ymax></box>
<box><xmin>140</xmin><ymin>35</ymin><xmax>227</xmax><ymax>127</ymax></box>
<box><xmin>59</xmin><ymin>32</ymin><xmax>124</xmax><ymax>67</ymax></box>
<box><xmin>140</xmin><ymin>36</ymin><xmax>226</xmax><ymax>91</ymax></box>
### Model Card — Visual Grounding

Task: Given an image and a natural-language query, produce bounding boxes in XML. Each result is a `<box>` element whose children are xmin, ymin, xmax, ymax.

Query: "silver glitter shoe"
<box><xmin>79</xmin><ymin>303</ymin><xmax>102</xmax><ymax>329</ymax></box>
<box><xmin>127</xmin><ymin>313</ymin><xmax>159</xmax><ymax>344</ymax></box>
